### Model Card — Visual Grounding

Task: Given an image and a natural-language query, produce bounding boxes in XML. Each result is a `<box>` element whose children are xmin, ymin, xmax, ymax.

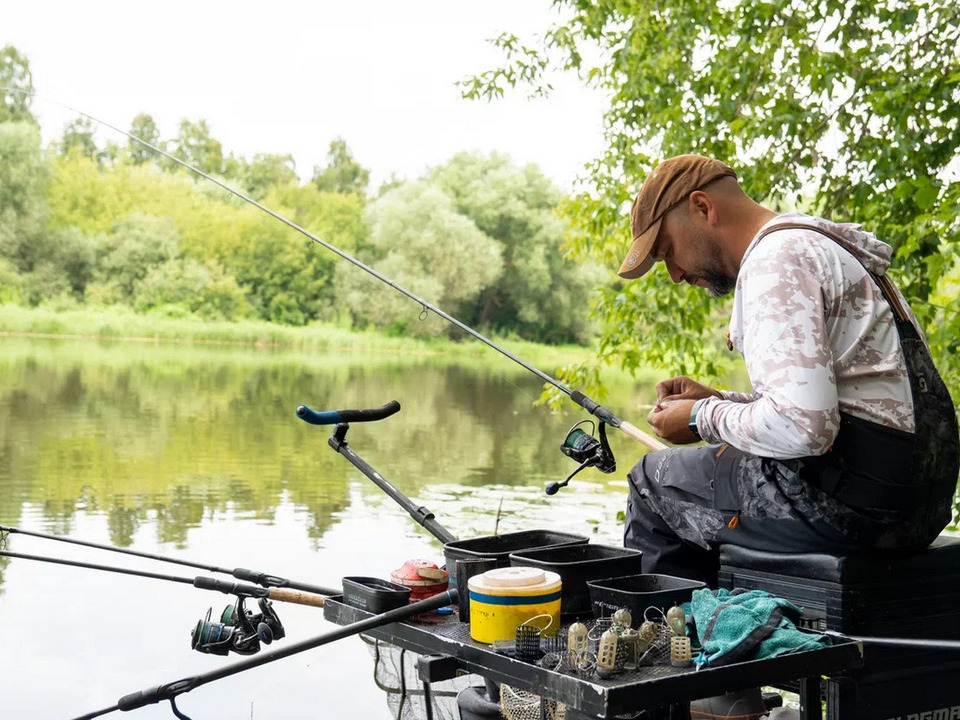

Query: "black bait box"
<box><xmin>509</xmin><ymin>544</ymin><xmax>643</xmax><ymax>617</ymax></box>
<box><xmin>443</xmin><ymin>530</ymin><xmax>589</xmax><ymax>583</ymax></box>
<box><xmin>341</xmin><ymin>576</ymin><xmax>412</xmax><ymax>613</ymax></box>
<box><xmin>587</xmin><ymin>573</ymin><xmax>707</xmax><ymax>622</ymax></box>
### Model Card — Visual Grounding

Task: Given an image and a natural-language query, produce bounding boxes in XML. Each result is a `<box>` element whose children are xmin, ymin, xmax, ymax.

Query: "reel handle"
<box><xmin>546</xmin><ymin>459</ymin><xmax>593</xmax><ymax>495</ymax></box>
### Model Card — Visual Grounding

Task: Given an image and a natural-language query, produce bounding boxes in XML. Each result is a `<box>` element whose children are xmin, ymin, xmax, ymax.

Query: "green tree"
<box><xmin>430</xmin><ymin>151</ymin><xmax>601</xmax><ymax>344</ymax></box>
<box><xmin>0</xmin><ymin>46</ymin><xmax>35</xmax><ymax>124</ymax></box>
<box><xmin>128</xmin><ymin>113</ymin><xmax>161</xmax><ymax>165</ymax></box>
<box><xmin>0</xmin><ymin>122</ymin><xmax>49</xmax><ymax>271</ymax></box>
<box><xmin>95</xmin><ymin>213</ymin><xmax>179</xmax><ymax>301</ymax></box>
<box><xmin>170</xmin><ymin>119</ymin><xmax>224</xmax><ymax>175</ymax></box>
<box><xmin>224</xmin><ymin>186</ymin><xmax>366</xmax><ymax>325</ymax></box>
<box><xmin>240</xmin><ymin>153</ymin><xmax>298</xmax><ymax>200</ymax></box>
<box><xmin>464</xmin><ymin>0</ymin><xmax>960</xmax><ymax>400</ymax></box>
<box><xmin>336</xmin><ymin>181</ymin><xmax>503</xmax><ymax>337</ymax></box>
<box><xmin>133</xmin><ymin>258</ymin><xmax>250</xmax><ymax>320</ymax></box>
<box><xmin>59</xmin><ymin>118</ymin><xmax>100</xmax><ymax>160</ymax></box>
<box><xmin>312</xmin><ymin>137</ymin><xmax>369</xmax><ymax>196</ymax></box>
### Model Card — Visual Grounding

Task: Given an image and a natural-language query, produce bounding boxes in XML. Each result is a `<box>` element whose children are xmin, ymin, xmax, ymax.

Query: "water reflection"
<box><xmin>0</xmin><ymin>337</ymin><xmax>654</xmax><ymax>546</ymax></box>
<box><xmin>0</xmin><ymin>336</ymin><xmax>656</xmax><ymax>719</ymax></box>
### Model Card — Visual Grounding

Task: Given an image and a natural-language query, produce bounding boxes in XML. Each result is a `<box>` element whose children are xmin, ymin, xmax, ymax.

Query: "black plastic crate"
<box><xmin>718</xmin><ymin>536</ymin><xmax>960</xmax><ymax>720</ymax></box>
<box><xmin>588</xmin><ymin>573</ymin><xmax>706</xmax><ymax>622</ymax></box>
<box><xmin>443</xmin><ymin>530</ymin><xmax>588</xmax><ymax>583</ymax></box>
<box><xmin>509</xmin><ymin>544</ymin><xmax>643</xmax><ymax>617</ymax></box>
<box><xmin>718</xmin><ymin>538</ymin><xmax>960</xmax><ymax>640</ymax></box>
<box><xmin>342</xmin><ymin>576</ymin><xmax>411</xmax><ymax>613</ymax></box>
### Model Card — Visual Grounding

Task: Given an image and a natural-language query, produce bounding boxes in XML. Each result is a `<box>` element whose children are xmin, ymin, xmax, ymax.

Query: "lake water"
<box><xmin>0</xmin><ymin>336</ymin><xmax>658</xmax><ymax>719</ymax></box>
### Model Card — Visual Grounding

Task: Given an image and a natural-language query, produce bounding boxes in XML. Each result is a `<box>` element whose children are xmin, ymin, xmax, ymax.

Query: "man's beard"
<box><xmin>701</xmin><ymin>268</ymin><xmax>736</xmax><ymax>297</ymax></box>
<box><xmin>692</xmin><ymin>229</ymin><xmax>736</xmax><ymax>297</ymax></box>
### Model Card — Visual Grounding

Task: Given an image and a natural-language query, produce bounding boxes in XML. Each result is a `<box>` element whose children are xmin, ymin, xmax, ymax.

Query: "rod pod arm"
<box><xmin>296</xmin><ymin>402</ymin><xmax>458</xmax><ymax>545</ymax></box>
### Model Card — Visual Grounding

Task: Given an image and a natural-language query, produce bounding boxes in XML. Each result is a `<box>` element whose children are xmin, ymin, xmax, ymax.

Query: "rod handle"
<box><xmin>619</xmin><ymin>421</ymin><xmax>667</xmax><ymax>451</ymax></box>
<box><xmin>268</xmin><ymin>588</ymin><xmax>326</xmax><ymax>607</ymax></box>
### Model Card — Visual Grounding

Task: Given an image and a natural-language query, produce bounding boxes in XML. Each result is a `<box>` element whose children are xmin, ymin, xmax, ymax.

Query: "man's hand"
<box><xmin>647</xmin><ymin>398</ymin><xmax>698</xmax><ymax>444</ymax></box>
<box><xmin>655</xmin><ymin>376</ymin><xmax>722</xmax><ymax>405</ymax></box>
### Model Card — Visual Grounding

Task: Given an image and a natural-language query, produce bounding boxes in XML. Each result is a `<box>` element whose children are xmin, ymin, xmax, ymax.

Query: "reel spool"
<box><xmin>547</xmin><ymin>420</ymin><xmax>617</xmax><ymax>495</ymax></box>
<box><xmin>191</xmin><ymin>596</ymin><xmax>285</xmax><ymax>656</ymax></box>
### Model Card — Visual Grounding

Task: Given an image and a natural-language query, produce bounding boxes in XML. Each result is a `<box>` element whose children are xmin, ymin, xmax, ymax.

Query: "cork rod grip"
<box><xmin>618</xmin><ymin>421</ymin><xmax>667</xmax><ymax>451</ymax></box>
<box><xmin>267</xmin><ymin>588</ymin><xmax>327</xmax><ymax>607</ymax></box>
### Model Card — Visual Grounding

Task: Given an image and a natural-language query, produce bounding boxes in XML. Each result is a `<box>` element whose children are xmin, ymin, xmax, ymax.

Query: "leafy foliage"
<box><xmin>429</xmin><ymin>152</ymin><xmax>601</xmax><ymax>344</ymax></box>
<box><xmin>239</xmin><ymin>153</ymin><xmax>298</xmax><ymax>200</ymax></box>
<box><xmin>169</xmin><ymin>119</ymin><xmax>224</xmax><ymax>176</ymax></box>
<box><xmin>58</xmin><ymin>118</ymin><xmax>101</xmax><ymax>162</ymax></box>
<box><xmin>464</xmin><ymin>0</ymin><xmax>960</xmax><ymax>403</ymax></box>
<box><xmin>0</xmin><ymin>122</ymin><xmax>50</xmax><ymax>287</ymax></box>
<box><xmin>312</xmin><ymin>137</ymin><xmax>370</xmax><ymax>196</ymax></box>
<box><xmin>0</xmin><ymin>45</ymin><xmax>35</xmax><ymax>124</ymax></box>
<box><xmin>337</xmin><ymin>181</ymin><xmax>503</xmax><ymax>337</ymax></box>
<box><xmin>0</xmin><ymin>44</ymin><xmax>605</xmax><ymax>347</ymax></box>
<box><xmin>128</xmin><ymin>113</ymin><xmax>161</xmax><ymax>165</ymax></box>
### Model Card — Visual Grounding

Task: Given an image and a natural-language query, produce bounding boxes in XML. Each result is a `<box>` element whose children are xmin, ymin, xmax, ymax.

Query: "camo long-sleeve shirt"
<box><xmin>696</xmin><ymin>213</ymin><xmax>919</xmax><ymax>459</ymax></box>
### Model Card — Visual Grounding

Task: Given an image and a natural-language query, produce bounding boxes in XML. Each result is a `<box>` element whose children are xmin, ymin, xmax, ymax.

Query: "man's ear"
<box><xmin>687</xmin><ymin>190</ymin><xmax>717</xmax><ymax>226</ymax></box>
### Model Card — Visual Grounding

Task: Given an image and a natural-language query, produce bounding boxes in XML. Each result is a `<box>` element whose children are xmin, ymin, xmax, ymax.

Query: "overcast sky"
<box><xmin>3</xmin><ymin>0</ymin><xmax>610</xmax><ymax>189</ymax></box>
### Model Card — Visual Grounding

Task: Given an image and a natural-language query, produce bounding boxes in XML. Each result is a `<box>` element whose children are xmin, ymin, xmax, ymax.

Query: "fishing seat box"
<box><xmin>718</xmin><ymin>535</ymin><xmax>960</xmax><ymax>720</ymax></box>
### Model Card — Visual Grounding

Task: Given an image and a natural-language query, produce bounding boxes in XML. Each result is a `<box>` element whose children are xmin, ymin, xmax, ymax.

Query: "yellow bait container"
<box><xmin>467</xmin><ymin>567</ymin><xmax>562</xmax><ymax>643</ymax></box>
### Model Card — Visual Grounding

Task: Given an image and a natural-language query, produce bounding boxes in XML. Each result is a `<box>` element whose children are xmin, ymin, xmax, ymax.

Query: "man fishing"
<box><xmin>619</xmin><ymin>154</ymin><xmax>959</xmax><ymax>588</ymax></box>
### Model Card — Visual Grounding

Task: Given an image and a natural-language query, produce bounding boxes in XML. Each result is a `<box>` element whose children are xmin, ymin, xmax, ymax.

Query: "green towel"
<box><xmin>687</xmin><ymin>588</ymin><xmax>831</xmax><ymax>666</ymax></box>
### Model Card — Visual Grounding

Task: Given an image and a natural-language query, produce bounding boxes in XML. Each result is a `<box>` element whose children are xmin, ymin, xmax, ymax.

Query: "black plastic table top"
<box><xmin>323</xmin><ymin>597</ymin><xmax>863</xmax><ymax>718</ymax></box>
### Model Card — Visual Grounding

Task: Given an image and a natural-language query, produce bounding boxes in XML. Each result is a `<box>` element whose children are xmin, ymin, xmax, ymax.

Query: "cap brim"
<box><xmin>617</xmin><ymin>216</ymin><xmax>662</xmax><ymax>279</ymax></box>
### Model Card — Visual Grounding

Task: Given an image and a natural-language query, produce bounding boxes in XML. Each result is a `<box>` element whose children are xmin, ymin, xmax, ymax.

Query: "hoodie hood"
<box><xmin>746</xmin><ymin>212</ymin><xmax>893</xmax><ymax>275</ymax></box>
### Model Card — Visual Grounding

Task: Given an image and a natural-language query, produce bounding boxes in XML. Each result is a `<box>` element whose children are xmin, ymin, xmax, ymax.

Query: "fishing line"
<box><xmin>0</xmin><ymin>86</ymin><xmax>664</xmax><ymax>451</ymax></box>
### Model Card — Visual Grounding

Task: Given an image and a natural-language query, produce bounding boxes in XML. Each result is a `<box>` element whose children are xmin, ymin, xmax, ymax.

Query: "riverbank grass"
<box><xmin>0</xmin><ymin>303</ymin><xmax>627</xmax><ymax>375</ymax></box>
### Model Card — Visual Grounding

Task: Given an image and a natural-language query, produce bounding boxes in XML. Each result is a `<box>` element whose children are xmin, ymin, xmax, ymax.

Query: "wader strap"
<box><xmin>754</xmin><ymin>222</ymin><xmax>918</xmax><ymax>337</ymax></box>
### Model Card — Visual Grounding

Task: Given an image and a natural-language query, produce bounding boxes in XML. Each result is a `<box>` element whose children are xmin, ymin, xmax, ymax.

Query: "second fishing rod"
<box><xmin>0</xmin><ymin>523</ymin><xmax>339</xmax><ymax>596</ymax></box>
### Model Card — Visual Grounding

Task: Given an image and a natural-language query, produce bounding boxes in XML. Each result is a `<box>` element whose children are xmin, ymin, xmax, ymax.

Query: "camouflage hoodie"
<box><xmin>697</xmin><ymin>213</ymin><xmax>919</xmax><ymax>459</ymax></box>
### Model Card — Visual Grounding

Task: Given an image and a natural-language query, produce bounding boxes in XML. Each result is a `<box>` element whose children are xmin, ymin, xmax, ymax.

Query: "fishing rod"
<box><xmin>0</xmin><ymin>550</ymin><xmax>325</xmax><ymax>607</ymax></box>
<box><xmin>0</xmin><ymin>548</ymin><xmax>319</xmax><ymax>658</ymax></box>
<box><xmin>0</xmin><ymin>523</ymin><xmax>339</xmax><ymax>596</ymax></box>
<box><xmin>823</xmin><ymin>630</ymin><xmax>960</xmax><ymax>652</ymax></box>
<box><xmin>73</xmin><ymin>589</ymin><xmax>458</xmax><ymax>720</ymax></box>
<box><xmin>2</xmin><ymin>88</ymin><xmax>666</xmax><ymax>455</ymax></box>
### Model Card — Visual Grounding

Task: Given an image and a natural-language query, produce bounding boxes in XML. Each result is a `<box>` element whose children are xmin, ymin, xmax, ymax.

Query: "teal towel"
<box><xmin>688</xmin><ymin>588</ymin><xmax>830</xmax><ymax>666</ymax></box>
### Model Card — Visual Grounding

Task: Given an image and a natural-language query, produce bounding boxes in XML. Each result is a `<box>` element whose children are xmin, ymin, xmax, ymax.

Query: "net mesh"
<box><xmin>500</xmin><ymin>683</ymin><xmax>566</xmax><ymax>720</ymax></box>
<box><xmin>361</xmin><ymin>634</ymin><xmax>474</xmax><ymax>720</ymax></box>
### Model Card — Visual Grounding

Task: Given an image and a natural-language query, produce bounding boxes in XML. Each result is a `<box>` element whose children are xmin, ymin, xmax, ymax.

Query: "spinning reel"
<box><xmin>191</xmin><ymin>595</ymin><xmax>286</xmax><ymax>656</ymax></box>
<box><xmin>547</xmin><ymin>420</ymin><xmax>617</xmax><ymax>495</ymax></box>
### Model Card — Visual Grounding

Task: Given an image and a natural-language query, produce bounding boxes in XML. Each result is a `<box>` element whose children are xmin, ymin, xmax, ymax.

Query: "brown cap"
<box><xmin>618</xmin><ymin>155</ymin><xmax>737</xmax><ymax>279</ymax></box>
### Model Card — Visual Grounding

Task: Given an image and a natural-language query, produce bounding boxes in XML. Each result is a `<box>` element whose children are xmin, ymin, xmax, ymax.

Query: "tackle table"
<box><xmin>323</xmin><ymin>597</ymin><xmax>863</xmax><ymax>720</ymax></box>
